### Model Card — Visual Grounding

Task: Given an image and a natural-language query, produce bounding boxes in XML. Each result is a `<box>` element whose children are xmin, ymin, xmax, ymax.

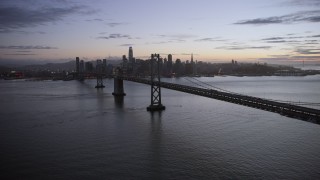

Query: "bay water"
<box><xmin>1</xmin><ymin>76</ymin><xmax>320</xmax><ymax>179</ymax></box>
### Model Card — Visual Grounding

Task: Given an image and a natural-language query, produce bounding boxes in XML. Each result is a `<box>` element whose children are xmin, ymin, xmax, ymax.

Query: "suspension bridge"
<box><xmin>118</xmin><ymin>76</ymin><xmax>320</xmax><ymax>124</ymax></box>
<box><xmin>90</xmin><ymin>54</ymin><xmax>320</xmax><ymax>125</ymax></box>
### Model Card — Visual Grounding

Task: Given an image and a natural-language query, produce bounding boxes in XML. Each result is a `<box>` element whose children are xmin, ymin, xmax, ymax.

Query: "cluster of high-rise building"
<box><xmin>119</xmin><ymin>46</ymin><xmax>198</xmax><ymax>77</ymax></box>
<box><xmin>74</xmin><ymin>46</ymin><xmax>214</xmax><ymax>78</ymax></box>
<box><xmin>75</xmin><ymin>57</ymin><xmax>113</xmax><ymax>78</ymax></box>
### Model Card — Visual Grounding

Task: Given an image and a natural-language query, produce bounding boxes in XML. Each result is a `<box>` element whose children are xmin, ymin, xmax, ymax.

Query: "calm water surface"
<box><xmin>1</xmin><ymin>76</ymin><xmax>320</xmax><ymax>179</ymax></box>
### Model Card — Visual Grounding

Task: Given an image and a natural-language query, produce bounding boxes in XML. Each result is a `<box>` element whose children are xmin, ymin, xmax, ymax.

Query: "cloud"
<box><xmin>262</xmin><ymin>34</ymin><xmax>312</xmax><ymax>41</ymax></box>
<box><xmin>310</xmin><ymin>34</ymin><xmax>320</xmax><ymax>38</ymax></box>
<box><xmin>194</xmin><ymin>37</ymin><xmax>228</xmax><ymax>42</ymax></box>
<box><xmin>120</xmin><ymin>44</ymin><xmax>134</xmax><ymax>46</ymax></box>
<box><xmin>147</xmin><ymin>41</ymin><xmax>171</xmax><ymax>45</ymax></box>
<box><xmin>15</xmin><ymin>50</ymin><xmax>32</xmax><ymax>53</ymax></box>
<box><xmin>0</xmin><ymin>29</ymin><xmax>47</xmax><ymax>34</ymax></box>
<box><xmin>4</xmin><ymin>53</ymin><xmax>37</xmax><ymax>56</ymax></box>
<box><xmin>235</xmin><ymin>17</ymin><xmax>283</xmax><ymax>25</ymax></box>
<box><xmin>86</xmin><ymin>18</ymin><xmax>127</xmax><ymax>27</ymax></box>
<box><xmin>268</xmin><ymin>54</ymin><xmax>291</xmax><ymax>58</ymax></box>
<box><xmin>284</xmin><ymin>0</ymin><xmax>320</xmax><ymax>7</ymax></box>
<box><xmin>86</xmin><ymin>18</ymin><xmax>104</xmax><ymax>22</ymax></box>
<box><xmin>106</xmin><ymin>22</ymin><xmax>127</xmax><ymax>27</ymax></box>
<box><xmin>292</xmin><ymin>55</ymin><xmax>320</xmax><ymax>59</ymax></box>
<box><xmin>261</xmin><ymin>35</ymin><xmax>304</xmax><ymax>43</ymax></box>
<box><xmin>97</xmin><ymin>33</ymin><xmax>131</xmax><ymax>39</ymax></box>
<box><xmin>157</xmin><ymin>34</ymin><xmax>197</xmax><ymax>39</ymax></box>
<box><xmin>0</xmin><ymin>4</ymin><xmax>90</xmax><ymax>32</ymax></box>
<box><xmin>262</xmin><ymin>37</ymin><xmax>285</xmax><ymax>41</ymax></box>
<box><xmin>295</xmin><ymin>48</ymin><xmax>320</xmax><ymax>54</ymax></box>
<box><xmin>264</xmin><ymin>40</ymin><xmax>289</xmax><ymax>43</ymax></box>
<box><xmin>234</xmin><ymin>10</ymin><xmax>320</xmax><ymax>25</ymax></box>
<box><xmin>216</xmin><ymin>46</ymin><xmax>272</xmax><ymax>50</ymax></box>
<box><xmin>0</xmin><ymin>45</ymin><xmax>58</xmax><ymax>49</ymax></box>
<box><xmin>170</xmin><ymin>39</ymin><xmax>186</xmax><ymax>43</ymax></box>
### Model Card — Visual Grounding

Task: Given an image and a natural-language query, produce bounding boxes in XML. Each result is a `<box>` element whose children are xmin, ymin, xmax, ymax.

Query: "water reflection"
<box><xmin>149</xmin><ymin>111</ymin><xmax>163</xmax><ymax>179</ymax></box>
<box><xmin>96</xmin><ymin>88</ymin><xmax>105</xmax><ymax>112</ymax></box>
<box><xmin>114</xmin><ymin>96</ymin><xmax>124</xmax><ymax>108</ymax></box>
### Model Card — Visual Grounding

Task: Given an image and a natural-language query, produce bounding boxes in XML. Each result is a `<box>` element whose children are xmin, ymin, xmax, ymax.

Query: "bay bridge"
<box><xmin>120</xmin><ymin>76</ymin><xmax>320</xmax><ymax>124</ymax></box>
<box><xmin>82</xmin><ymin>54</ymin><xmax>320</xmax><ymax>125</ymax></box>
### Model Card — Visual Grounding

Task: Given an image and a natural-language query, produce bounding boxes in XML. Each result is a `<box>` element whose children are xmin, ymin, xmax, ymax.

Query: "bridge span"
<box><xmin>119</xmin><ymin>76</ymin><xmax>320</xmax><ymax>124</ymax></box>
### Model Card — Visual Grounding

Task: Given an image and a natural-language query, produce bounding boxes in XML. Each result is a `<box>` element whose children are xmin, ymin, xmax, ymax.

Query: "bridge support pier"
<box><xmin>112</xmin><ymin>77</ymin><xmax>126</xmax><ymax>96</ymax></box>
<box><xmin>95</xmin><ymin>60</ymin><xmax>105</xmax><ymax>88</ymax></box>
<box><xmin>95</xmin><ymin>76</ymin><xmax>105</xmax><ymax>88</ymax></box>
<box><xmin>147</xmin><ymin>54</ymin><xmax>165</xmax><ymax>112</ymax></box>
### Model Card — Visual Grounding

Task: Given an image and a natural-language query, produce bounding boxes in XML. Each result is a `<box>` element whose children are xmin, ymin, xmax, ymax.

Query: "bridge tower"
<box><xmin>95</xmin><ymin>60</ymin><xmax>105</xmax><ymax>88</ymax></box>
<box><xmin>112</xmin><ymin>67</ymin><xmax>126</xmax><ymax>96</ymax></box>
<box><xmin>147</xmin><ymin>54</ymin><xmax>165</xmax><ymax>111</ymax></box>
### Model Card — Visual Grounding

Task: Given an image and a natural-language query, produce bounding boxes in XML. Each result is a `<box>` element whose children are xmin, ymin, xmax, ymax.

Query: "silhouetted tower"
<box><xmin>191</xmin><ymin>53</ymin><xmax>195</xmax><ymax>75</ymax></box>
<box><xmin>167</xmin><ymin>54</ymin><xmax>173</xmax><ymax>74</ymax></box>
<box><xmin>112</xmin><ymin>67</ymin><xmax>126</xmax><ymax>96</ymax></box>
<box><xmin>191</xmin><ymin>53</ymin><xmax>194</xmax><ymax>64</ymax></box>
<box><xmin>78</xmin><ymin>60</ymin><xmax>85</xmax><ymax>81</ymax></box>
<box><xmin>103</xmin><ymin>59</ymin><xmax>107</xmax><ymax>74</ymax></box>
<box><xmin>122</xmin><ymin>55</ymin><xmax>128</xmax><ymax>76</ymax></box>
<box><xmin>76</xmin><ymin>57</ymin><xmax>80</xmax><ymax>74</ymax></box>
<box><xmin>79</xmin><ymin>60</ymin><xmax>84</xmax><ymax>73</ymax></box>
<box><xmin>147</xmin><ymin>54</ymin><xmax>165</xmax><ymax>111</ymax></box>
<box><xmin>128</xmin><ymin>47</ymin><xmax>133</xmax><ymax>62</ymax></box>
<box><xmin>128</xmin><ymin>46</ymin><xmax>135</xmax><ymax>74</ymax></box>
<box><xmin>194</xmin><ymin>60</ymin><xmax>198</xmax><ymax>75</ymax></box>
<box><xmin>95</xmin><ymin>60</ymin><xmax>105</xmax><ymax>88</ymax></box>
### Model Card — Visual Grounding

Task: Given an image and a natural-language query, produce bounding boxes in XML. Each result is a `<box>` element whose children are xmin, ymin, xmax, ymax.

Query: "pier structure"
<box><xmin>112</xmin><ymin>67</ymin><xmax>126</xmax><ymax>96</ymax></box>
<box><xmin>95</xmin><ymin>60</ymin><xmax>105</xmax><ymax>88</ymax></box>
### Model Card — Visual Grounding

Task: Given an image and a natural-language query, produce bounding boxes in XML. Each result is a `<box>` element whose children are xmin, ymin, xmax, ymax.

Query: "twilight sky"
<box><xmin>0</xmin><ymin>0</ymin><xmax>319</xmax><ymax>64</ymax></box>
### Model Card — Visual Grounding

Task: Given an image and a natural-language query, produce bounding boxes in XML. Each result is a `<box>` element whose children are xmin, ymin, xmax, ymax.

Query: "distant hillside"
<box><xmin>0</xmin><ymin>58</ymin><xmax>122</xmax><ymax>69</ymax></box>
<box><xmin>23</xmin><ymin>61</ymin><xmax>76</xmax><ymax>71</ymax></box>
<box><xmin>18</xmin><ymin>59</ymin><xmax>122</xmax><ymax>72</ymax></box>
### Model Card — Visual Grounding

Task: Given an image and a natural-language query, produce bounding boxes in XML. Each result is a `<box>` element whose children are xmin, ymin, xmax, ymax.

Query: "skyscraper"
<box><xmin>128</xmin><ymin>46</ymin><xmax>135</xmax><ymax>74</ymax></box>
<box><xmin>191</xmin><ymin>53</ymin><xmax>194</xmax><ymax>64</ymax></box>
<box><xmin>191</xmin><ymin>53</ymin><xmax>195</xmax><ymax>75</ymax></box>
<box><xmin>128</xmin><ymin>46</ymin><xmax>133</xmax><ymax>62</ymax></box>
<box><xmin>76</xmin><ymin>57</ymin><xmax>80</xmax><ymax>73</ymax></box>
<box><xmin>79</xmin><ymin>60</ymin><xmax>84</xmax><ymax>73</ymax></box>
<box><xmin>168</xmin><ymin>54</ymin><xmax>173</xmax><ymax>73</ymax></box>
<box><xmin>103</xmin><ymin>59</ymin><xmax>107</xmax><ymax>74</ymax></box>
<box><xmin>168</xmin><ymin>54</ymin><xmax>172</xmax><ymax>62</ymax></box>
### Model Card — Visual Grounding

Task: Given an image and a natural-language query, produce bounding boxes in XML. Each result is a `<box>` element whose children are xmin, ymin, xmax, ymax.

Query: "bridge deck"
<box><xmin>120</xmin><ymin>76</ymin><xmax>320</xmax><ymax>124</ymax></box>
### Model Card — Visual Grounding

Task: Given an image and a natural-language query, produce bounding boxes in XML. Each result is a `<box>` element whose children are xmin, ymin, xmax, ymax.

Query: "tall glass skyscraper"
<box><xmin>128</xmin><ymin>47</ymin><xmax>133</xmax><ymax>62</ymax></box>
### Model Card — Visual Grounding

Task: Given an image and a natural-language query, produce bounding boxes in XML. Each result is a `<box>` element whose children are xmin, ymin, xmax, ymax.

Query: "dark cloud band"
<box><xmin>0</xmin><ymin>5</ymin><xmax>87</xmax><ymax>32</ymax></box>
<box><xmin>234</xmin><ymin>10</ymin><xmax>320</xmax><ymax>25</ymax></box>
<box><xmin>0</xmin><ymin>45</ymin><xmax>57</xmax><ymax>49</ymax></box>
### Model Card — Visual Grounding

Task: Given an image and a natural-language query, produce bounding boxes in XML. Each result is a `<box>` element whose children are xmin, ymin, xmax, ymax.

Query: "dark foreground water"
<box><xmin>1</xmin><ymin>76</ymin><xmax>320</xmax><ymax>179</ymax></box>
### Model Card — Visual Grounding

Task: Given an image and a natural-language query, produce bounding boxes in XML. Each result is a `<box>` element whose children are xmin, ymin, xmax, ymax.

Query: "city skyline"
<box><xmin>0</xmin><ymin>0</ymin><xmax>319</xmax><ymax>65</ymax></box>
